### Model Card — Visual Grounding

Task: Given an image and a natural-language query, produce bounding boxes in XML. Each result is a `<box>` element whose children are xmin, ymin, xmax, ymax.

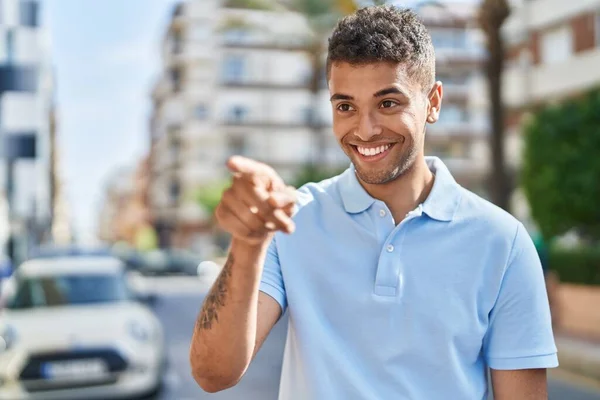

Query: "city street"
<box><xmin>147</xmin><ymin>277</ymin><xmax>600</xmax><ymax>400</ymax></box>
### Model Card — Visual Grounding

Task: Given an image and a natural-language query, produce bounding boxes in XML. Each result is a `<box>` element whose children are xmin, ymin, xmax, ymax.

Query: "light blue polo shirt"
<box><xmin>260</xmin><ymin>157</ymin><xmax>558</xmax><ymax>400</ymax></box>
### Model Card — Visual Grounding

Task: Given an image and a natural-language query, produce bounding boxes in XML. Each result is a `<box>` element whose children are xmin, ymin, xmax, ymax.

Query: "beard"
<box><xmin>341</xmin><ymin>136</ymin><xmax>421</xmax><ymax>185</ymax></box>
<box><xmin>355</xmin><ymin>146</ymin><xmax>419</xmax><ymax>184</ymax></box>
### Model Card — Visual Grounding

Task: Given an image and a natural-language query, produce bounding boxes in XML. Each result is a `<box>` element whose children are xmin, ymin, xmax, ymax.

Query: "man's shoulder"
<box><xmin>293</xmin><ymin>171</ymin><xmax>348</xmax><ymax>210</ymax></box>
<box><xmin>454</xmin><ymin>186</ymin><xmax>523</xmax><ymax>237</ymax></box>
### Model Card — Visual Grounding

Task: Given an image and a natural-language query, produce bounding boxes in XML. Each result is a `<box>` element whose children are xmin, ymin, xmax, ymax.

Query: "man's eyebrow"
<box><xmin>374</xmin><ymin>87</ymin><xmax>407</xmax><ymax>98</ymax></box>
<box><xmin>330</xmin><ymin>93</ymin><xmax>353</xmax><ymax>101</ymax></box>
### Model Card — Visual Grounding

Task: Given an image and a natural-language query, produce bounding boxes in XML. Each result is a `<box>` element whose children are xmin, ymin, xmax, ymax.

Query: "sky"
<box><xmin>42</xmin><ymin>0</ymin><xmax>178</xmax><ymax>243</ymax></box>
<box><xmin>40</xmin><ymin>0</ymin><xmax>479</xmax><ymax>244</ymax></box>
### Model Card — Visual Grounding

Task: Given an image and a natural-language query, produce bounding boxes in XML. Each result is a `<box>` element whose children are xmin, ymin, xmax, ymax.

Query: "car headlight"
<box><xmin>0</xmin><ymin>325</ymin><xmax>16</xmax><ymax>351</ymax></box>
<box><xmin>128</xmin><ymin>321</ymin><xmax>151</xmax><ymax>342</ymax></box>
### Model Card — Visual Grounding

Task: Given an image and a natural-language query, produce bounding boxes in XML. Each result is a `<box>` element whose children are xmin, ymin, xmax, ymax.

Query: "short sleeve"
<box><xmin>259</xmin><ymin>237</ymin><xmax>287</xmax><ymax>313</ymax></box>
<box><xmin>483</xmin><ymin>223</ymin><xmax>558</xmax><ymax>370</ymax></box>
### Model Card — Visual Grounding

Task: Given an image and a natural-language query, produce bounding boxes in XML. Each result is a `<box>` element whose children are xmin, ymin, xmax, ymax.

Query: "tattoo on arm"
<box><xmin>196</xmin><ymin>255</ymin><xmax>234</xmax><ymax>330</ymax></box>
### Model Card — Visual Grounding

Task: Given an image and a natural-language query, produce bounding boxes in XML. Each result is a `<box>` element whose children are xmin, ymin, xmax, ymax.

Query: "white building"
<box><xmin>418</xmin><ymin>2</ymin><xmax>491</xmax><ymax>195</ymax></box>
<box><xmin>501</xmin><ymin>0</ymin><xmax>600</xmax><ymax>221</ymax></box>
<box><xmin>149</xmin><ymin>0</ymin><xmax>339</xmax><ymax>249</ymax></box>
<box><xmin>149</xmin><ymin>0</ymin><xmax>491</xmax><ymax>249</ymax></box>
<box><xmin>0</xmin><ymin>0</ymin><xmax>56</xmax><ymax>262</ymax></box>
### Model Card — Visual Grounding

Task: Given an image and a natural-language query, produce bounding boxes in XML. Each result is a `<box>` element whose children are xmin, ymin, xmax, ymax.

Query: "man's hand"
<box><xmin>215</xmin><ymin>156</ymin><xmax>297</xmax><ymax>246</ymax></box>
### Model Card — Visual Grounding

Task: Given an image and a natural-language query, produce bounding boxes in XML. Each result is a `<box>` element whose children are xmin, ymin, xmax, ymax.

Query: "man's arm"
<box><xmin>189</xmin><ymin>241</ymin><xmax>282</xmax><ymax>393</ymax></box>
<box><xmin>189</xmin><ymin>156</ymin><xmax>295</xmax><ymax>393</ymax></box>
<box><xmin>491</xmin><ymin>368</ymin><xmax>548</xmax><ymax>399</ymax></box>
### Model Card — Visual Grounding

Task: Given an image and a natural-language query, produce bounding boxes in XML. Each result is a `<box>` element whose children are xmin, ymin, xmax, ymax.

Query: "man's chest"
<box><xmin>277</xmin><ymin>218</ymin><xmax>502</xmax><ymax>349</ymax></box>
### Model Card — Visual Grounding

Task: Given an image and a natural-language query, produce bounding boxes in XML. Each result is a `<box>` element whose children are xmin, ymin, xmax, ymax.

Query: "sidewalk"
<box><xmin>553</xmin><ymin>284</ymin><xmax>600</xmax><ymax>381</ymax></box>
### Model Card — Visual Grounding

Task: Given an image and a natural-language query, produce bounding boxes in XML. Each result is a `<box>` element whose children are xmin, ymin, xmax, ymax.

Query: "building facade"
<box><xmin>148</xmin><ymin>0</ymin><xmax>491</xmax><ymax>251</ymax></box>
<box><xmin>419</xmin><ymin>2</ymin><xmax>491</xmax><ymax>194</ymax></box>
<box><xmin>98</xmin><ymin>158</ymin><xmax>154</xmax><ymax>248</ymax></box>
<box><xmin>0</xmin><ymin>0</ymin><xmax>58</xmax><ymax>263</ymax></box>
<box><xmin>502</xmin><ymin>0</ymin><xmax>600</xmax><ymax>221</ymax></box>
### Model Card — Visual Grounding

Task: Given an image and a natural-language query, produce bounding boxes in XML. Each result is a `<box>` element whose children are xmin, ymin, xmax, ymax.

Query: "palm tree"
<box><xmin>478</xmin><ymin>0</ymin><xmax>511</xmax><ymax>211</ymax></box>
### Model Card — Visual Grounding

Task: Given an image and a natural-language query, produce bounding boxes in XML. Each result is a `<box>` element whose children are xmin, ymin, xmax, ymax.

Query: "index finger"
<box><xmin>227</xmin><ymin>156</ymin><xmax>269</xmax><ymax>175</ymax></box>
<box><xmin>227</xmin><ymin>156</ymin><xmax>284</xmax><ymax>187</ymax></box>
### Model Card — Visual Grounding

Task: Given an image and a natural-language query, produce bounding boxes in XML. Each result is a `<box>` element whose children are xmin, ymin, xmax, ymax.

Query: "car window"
<box><xmin>7</xmin><ymin>273</ymin><xmax>131</xmax><ymax>309</ymax></box>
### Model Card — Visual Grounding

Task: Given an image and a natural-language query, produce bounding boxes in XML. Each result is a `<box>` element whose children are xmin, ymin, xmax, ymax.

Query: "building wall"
<box><xmin>0</xmin><ymin>0</ymin><xmax>54</xmax><ymax>260</ymax></box>
<box><xmin>148</xmin><ymin>0</ymin><xmax>492</xmax><ymax>250</ymax></box>
<box><xmin>502</xmin><ymin>0</ymin><xmax>600</xmax><ymax>223</ymax></box>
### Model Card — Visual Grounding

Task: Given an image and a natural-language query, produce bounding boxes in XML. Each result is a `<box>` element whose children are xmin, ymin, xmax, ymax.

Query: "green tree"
<box><xmin>478</xmin><ymin>0</ymin><xmax>511</xmax><ymax>212</ymax></box>
<box><xmin>521</xmin><ymin>89</ymin><xmax>600</xmax><ymax>242</ymax></box>
<box><xmin>291</xmin><ymin>163</ymin><xmax>347</xmax><ymax>188</ymax></box>
<box><xmin>195</xmin><ymin>179</ymin><xmax>232</xmax><ymax>217</ymax></box>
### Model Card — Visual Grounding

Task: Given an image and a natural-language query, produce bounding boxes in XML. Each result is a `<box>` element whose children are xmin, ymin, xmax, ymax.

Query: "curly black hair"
<box><xmin>327</xmin><ymin>5</ymin><xmax>435</xmax><ymax>92</ymax></box>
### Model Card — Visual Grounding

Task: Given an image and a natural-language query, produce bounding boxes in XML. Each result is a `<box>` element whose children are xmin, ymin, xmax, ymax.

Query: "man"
<box><xmin>190</xmin><ymin>6</ymin><xmax>557</xmax><ymax>399</ymax></box>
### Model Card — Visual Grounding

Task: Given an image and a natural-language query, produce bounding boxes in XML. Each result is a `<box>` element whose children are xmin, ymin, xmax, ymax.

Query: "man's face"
<box><xmin>328</xmin><ymin>62</ymin><xmax>441</xmax><ymax>185</ymax></box>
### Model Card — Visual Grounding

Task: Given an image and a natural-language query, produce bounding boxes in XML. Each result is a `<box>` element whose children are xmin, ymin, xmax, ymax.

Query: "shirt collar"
<box><xmin>338</xmin><ymin>156</ymin><xmax>462</xmax><ymax>221</ymax></box>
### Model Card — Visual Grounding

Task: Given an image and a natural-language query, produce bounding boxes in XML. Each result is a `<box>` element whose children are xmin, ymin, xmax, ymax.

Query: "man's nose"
<box><xmin>355</xmin><ymin>112</ymin><xmax>383</xmax><ymax>141</ymax></box>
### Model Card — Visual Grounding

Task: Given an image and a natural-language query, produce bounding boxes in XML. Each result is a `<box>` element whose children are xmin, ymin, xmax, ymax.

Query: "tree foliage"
<box><xmin>195</xmin><ymin>179</ymin><xmax>232</xmax><ymax>217</ymax></box>
<box><xmin>521</xmin><ymin>89</ymin><xmax>600</xmax><ymax>241</ymax></box>
<box><xmin>291</xmin><ymin>163</ymin><xmax>347</xmax><ymax>188</ymax></box>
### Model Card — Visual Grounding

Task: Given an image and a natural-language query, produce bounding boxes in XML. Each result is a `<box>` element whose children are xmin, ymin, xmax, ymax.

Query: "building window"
<box><xmin>195</xmin><ymin>104</ymin><xmax>208</xmax><ymax>120</ymax></box>
<box><xmin>5</xmin><ymin>30</ymin><xmax>14</xmax><ymax>64</ymax></box>
<box><xmin>189</xmin><ymin>25</ymin><xmax>210</xmax><ymax>42</ymax></box>
<box><xmin>302</xmin><ymin>107</ymin><xmax>314</xmax><ymax>125</ymax></box>
<box><xmin>222</xmin><ymin>54</ymin><xmax>246</xmax><ymax>83</ymax></box>
<box><xmin>596</xmin><ymin>11</ymin><xmax>600</xmax><ymax>48</ymax></box>
<box><xmin>540</xmin><ymin>24</ymin><xmax>573</xmax><ymax>65</ymax></box>
<box><xmin>223</xmin><ymin>28</ymin><xmax>248</xmax><ymax>44</ymax></box>
<box><xmin>227</xmin><ymin>105</ymin><xmax>248</xmax><ymax>123</ymax></box>
<box><xmin>169</xmin><ymin>181</ymin><xmax>180</xmax><ymax>203</ymax></box>
<box><xmin>19</xmin><ymin>0</ymin><xmax>38</xmax><ymax>27</ymax></box>
<box><xmin>171</xmin><ymin>31</ymin><xmax>183</xmax><ymax>54</ymax></box>
<box><xmin>170</xmin><ymin>67</ymin><xmax>182</xmax><ymax>91</ymax></box>
<box><xmin>228</xmin><ymin>136</ymin><xmax>247</xmax><ymax>156</ymax></box>
<box><xmin>439</xmin><ymin>105</ymin><xmax>468</xmax><ymax>125</ymax></box>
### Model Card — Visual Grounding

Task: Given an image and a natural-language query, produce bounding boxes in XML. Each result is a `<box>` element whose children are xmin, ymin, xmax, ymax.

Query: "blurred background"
<box><xmin>0</xmin><ymin>0</ymin><xmax>599</xmax><ymax>399</ymax></box>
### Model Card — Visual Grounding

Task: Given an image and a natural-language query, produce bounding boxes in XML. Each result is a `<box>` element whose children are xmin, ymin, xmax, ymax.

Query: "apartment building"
<box><xmin>97</xmin><ymin>158</ymin><xmax>155</xmax><ymax>248</ymax></box>
<box><xmin>501</xmin><ymin>0</ymin><xmax>600</xmax><ymax>219</ymax></box>
<box><xmin>419</xmin><ymin>2</ymin><xmax>490</xmax><ymax>194</ymax></box>
<box><xmin>0</xmin><ymin>0</ymin><xmax>59</xmax><ymax>263</ymax></box>
<box><xmin>149</xmin><ymin>0</ymin><xmax>491</xmax><ymax>250</ymax></box>
<box><xmin>149</xmin><ymin>0</ymin><xmax>336</xmax><ymax>250</ymax></box>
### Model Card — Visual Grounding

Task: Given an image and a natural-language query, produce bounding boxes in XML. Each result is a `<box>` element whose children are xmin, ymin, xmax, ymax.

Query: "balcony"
<box><xmin>167</xmin><ymin>42</ymin><xmax>215</xmax><ymax>67</ymax></box>
<box><xmin>220</xmin><ymin>32</ymin><xmax>312</xmax><ymax>52</ymax></box>
<box><xmin>221</xmin><ymin>117</ymin><xmax>330</xmax><ymax>130</ymax></box>
<box><xmin>220</xmin><ymin>78</ymin><xmax>310</xmax><ymax>90</ymax></box>
<box><xmin>503</xmin><ymin>48</ymin><xmax>600</xmax><ymax>109</ymax></box>
<box><xmin>426</xmin><ymin>122</ymin><xmax>488</xmax><ymax>141</ymax></box>
<box><xmin>436</xmin><ymin>48</ymin><xmax>485</xmax><ymax>69</ymax></box>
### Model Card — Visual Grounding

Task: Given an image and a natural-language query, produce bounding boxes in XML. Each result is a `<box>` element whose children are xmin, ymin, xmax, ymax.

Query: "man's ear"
<box><xmin>426</xmin><ymin>81</ymin><xmax>443</xmax><ymax>124</ymax></box>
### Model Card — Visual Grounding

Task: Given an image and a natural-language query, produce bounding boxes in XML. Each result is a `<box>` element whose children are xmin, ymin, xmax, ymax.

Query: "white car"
<box><xmin>0</xmin><ymin>257</ymin><xmax>166</xmax><ymax>400</ymax></box>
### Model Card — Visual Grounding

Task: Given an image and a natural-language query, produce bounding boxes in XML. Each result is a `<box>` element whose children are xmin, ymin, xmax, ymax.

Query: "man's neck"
<box><xmin>359</xmin><ymin>157</ymin><xmax>435</xmax><ymax>224</ymax></box>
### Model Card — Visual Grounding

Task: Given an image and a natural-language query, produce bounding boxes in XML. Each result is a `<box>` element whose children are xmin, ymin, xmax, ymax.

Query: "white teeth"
<box><xmin>357</xmin><ymin>144</ymin><xmax>391</xmax><ymax>156</ymax></box>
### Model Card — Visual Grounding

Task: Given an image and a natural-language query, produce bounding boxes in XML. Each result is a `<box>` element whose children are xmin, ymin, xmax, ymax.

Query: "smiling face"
<box><xmin>329</xmin><ymin>61</ymin><xmax>442</xmax><ymax>185</ymax></box>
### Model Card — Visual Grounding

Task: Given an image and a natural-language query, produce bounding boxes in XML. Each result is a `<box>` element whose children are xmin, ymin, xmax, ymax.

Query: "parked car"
<box><xmin>0</xmin><ymin>256</ymin><xmax>166</xmax><ymax>400</ymax></box>
<box><xmin>136</xmin><ymin>249</ymin><xmax>202</xmax><ymax>276</ymax></box>
<box><xmin>28</xmin><ymin>245</ymin><xmax>113</xmax><ymax>260</ymax></box>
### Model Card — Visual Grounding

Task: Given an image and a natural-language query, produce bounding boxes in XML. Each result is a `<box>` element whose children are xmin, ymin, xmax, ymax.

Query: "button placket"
<box><xmin>373</xmin><ymin>214</ymin><xmax>420</xmax><ymax>297</ymax></box>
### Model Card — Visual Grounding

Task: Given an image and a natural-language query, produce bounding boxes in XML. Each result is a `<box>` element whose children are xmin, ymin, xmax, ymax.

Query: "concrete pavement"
<box><xmin>556</xmin><ymin>335</ymin><xmax>600</xmax><ymax>383</ymax></box>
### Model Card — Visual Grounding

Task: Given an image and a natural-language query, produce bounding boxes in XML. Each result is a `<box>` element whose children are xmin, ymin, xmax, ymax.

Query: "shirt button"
<box><xmin>386</xmin><ymin>244</ymin><xmax>394</xmax><ymax>253</ymax></box>
<box><xmin>379</xmin><ymin>209</ymin><xmax>386</xmax><ymax>217</ymax></box>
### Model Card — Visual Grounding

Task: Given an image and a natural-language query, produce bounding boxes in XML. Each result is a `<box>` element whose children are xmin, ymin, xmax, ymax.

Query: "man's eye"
<box><xmin>381</xmin><ymin>100</ymin><xmax>398</xmax><ymax>108</ymax></box>
<box><xmin>337</xmin><ymin>103</ymin><xmax>354</xmax><ymax>112</ymax></box>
